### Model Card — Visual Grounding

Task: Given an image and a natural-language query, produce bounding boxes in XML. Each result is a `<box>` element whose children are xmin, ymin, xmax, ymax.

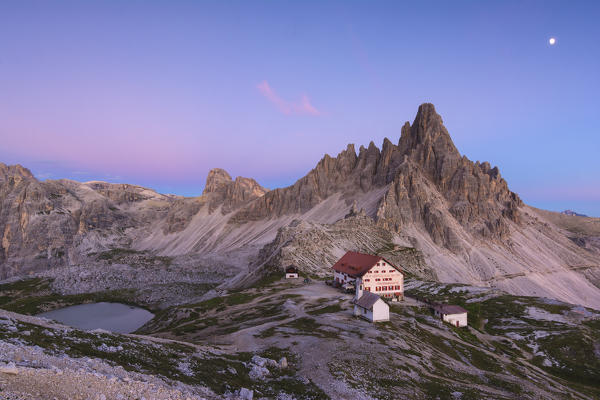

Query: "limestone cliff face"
<box><xmin>0</xmin><ymin>164</ymin><xmax>173</xmax><ymax>278</ymax></box>
<box><xmin>202</xmin><ymin>168</ymin><xmax>269</xmax><ymax>214</ymax></box>
<box><xmin>375</xmin><ymin>104</ymin><xmax>522</xmax><ymax>247</ymax></box>
<box><xmin>0</xmin><ymin>164</ymin><xmax>78</xmax><ymax>277</ymax></box>
<box><xmin>232</xmin><ymin>103</ymin><xmax>522</xmax><ymax>249</ymax></box>
<box><xmin>0</xmin><ymin>163</ymin><xmax>268</xmax><ymax>277</ymax></box>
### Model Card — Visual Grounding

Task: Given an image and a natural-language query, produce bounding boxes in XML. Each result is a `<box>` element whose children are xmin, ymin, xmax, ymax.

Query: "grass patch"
<box><xmin>535</xmin><ymin>329</ymin><xmax>600</xmax><ymax>388</ymax></box>
<box><xmin>306</xmin><ymin>303</ymin><xmax>342</xmax><ymax>316</ymax></box>
<box><xmin>282</xmin><ymin>317</ymin><xmax>339</xmax><ymax>339</ymax></box>
<box><xmin>253</xmin><ymin>271</ymin><xmax>283</xmax><ymax>288</ymax></box>
<box><xmin>484</xmin><ymin>374</ymin><xmax>522</xmax><ymax>395</ymax></box>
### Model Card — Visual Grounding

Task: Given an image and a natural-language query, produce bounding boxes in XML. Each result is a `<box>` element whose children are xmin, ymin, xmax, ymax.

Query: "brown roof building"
<box><xmin>332</xmin><ymin>251</ymin><xmax>404</xmax><ymax>301</ymax></box>
<box><xmin>332</xmin><ymin>251</ymin><xmax>399</xmax><ymax>277</ymax></box>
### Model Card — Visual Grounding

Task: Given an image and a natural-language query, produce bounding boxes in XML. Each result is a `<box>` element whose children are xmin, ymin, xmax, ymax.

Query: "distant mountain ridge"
<box><xmin>1</xmin><ymin>104</ymin><xmax>600</xmax><ymax>309</ymax></box>
<box><xmin>562</xmin><ymin>209</ymin><xmax>588</xmax><ymax>217</ymax></box>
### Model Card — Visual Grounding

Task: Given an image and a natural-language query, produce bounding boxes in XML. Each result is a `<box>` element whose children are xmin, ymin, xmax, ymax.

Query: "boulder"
<box><xmin>0</xmin><ymin>362</ymin><xmax>19</xmax><ymax>375</ymax></box>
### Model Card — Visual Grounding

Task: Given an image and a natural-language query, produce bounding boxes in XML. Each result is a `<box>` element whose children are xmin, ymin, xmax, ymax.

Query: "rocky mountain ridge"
<box><xmin>232</xmin><ymin>104</ymin><xmax>521</xmax><ymax>241</ymax></box>
<box><xmin>562</xmin><ymin>209</ymin><xmax>588</xmax><ymax>217</ymax></box>
<box><xmin>1</xmin><ymin>104</ymin><xmax>600</xmax><ymax>309</ymax></box>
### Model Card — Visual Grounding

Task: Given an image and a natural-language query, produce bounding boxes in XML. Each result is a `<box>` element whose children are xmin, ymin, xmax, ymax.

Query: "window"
<box><xmin>375</xmin><ymin>278</ymin><xmax>380</xmax><ymax>282</ymax></box>
<box><xmin>365</xmin><ymin>279</ymin><xmax>370</xmax><ymax>282</ymax></box>
<box><xmin>389</xmin><ymin>270</ymin><xmax>394</xmax><ymax>273</ymax></box>
<box><xmin>365</xmin><ymin>287</ymin><xmax>370</xmax><ymax>291</ymax></box>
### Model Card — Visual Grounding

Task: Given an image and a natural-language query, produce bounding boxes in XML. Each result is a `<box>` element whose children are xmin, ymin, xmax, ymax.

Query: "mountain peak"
<box><xmin>203</xmin><ymin>168</ymin><xmax>233</xmax><ymax>195</ymax></box>
<box><xmin>396</xmin><ymin>103</ymin><xmax>461</xmax><ymax>184</ymax></box>
<box><xmin>202</xmin><ymin>168</ymin><xmax>268</xmax><ymax>214</ymax></box>
<box><xmin>399</xmin><ymin>103</ymin><xmax>458</xmax><ymax>155</ymax></box>
<box><xmin>0</xmin><ymin>163</ymin><xmax>34</xmax><ymax>180</ymax></box>
<box><xmin>561</xmin><ymin>209</ymin><xmax>588</xmax><ymax>217</ymax></box>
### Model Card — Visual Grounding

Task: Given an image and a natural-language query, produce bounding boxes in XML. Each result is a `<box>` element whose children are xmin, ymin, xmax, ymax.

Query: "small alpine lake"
<box><xmin>36</xmin><ymin>302</ymin><xmax>154</xmax><ymax>333</ymax></box>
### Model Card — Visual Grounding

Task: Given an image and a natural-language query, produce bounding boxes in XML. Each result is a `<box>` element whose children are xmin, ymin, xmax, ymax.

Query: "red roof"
<box><xmin>285</xmin><ymin>265</ymin><xmax>298</xmax><ymax>273</ymax></box>
<box><xmin>332</xmin><ymin>251</ymin><xmax>397</xmax><ymax>277</ymax></box>
<box><xmin>433</xmin><ymin>304</ymin><xmax>467</xmax><ymax>315</ymax></box>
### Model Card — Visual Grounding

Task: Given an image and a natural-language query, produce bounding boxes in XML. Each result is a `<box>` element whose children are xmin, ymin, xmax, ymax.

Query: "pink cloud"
<box><xmin>256</xmin><ymin>81</ymin><xmax>321</xmax><ymax>116</ymax></box>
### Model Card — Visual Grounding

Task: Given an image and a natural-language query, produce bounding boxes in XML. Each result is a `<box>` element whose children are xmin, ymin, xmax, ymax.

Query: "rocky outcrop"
<box><xmin>163</xmin><ymin>198</ymin><xmax>204</xmax><ymax>234</ymax></box>
<box><xmin>203</xmin><ymin>168</ymin><xmax>268</xmax><ymax>214</ymax></box>
<box><xmin>0</xmin><ymin>165</ymin><xmax>174</xmax><ymax>278</ymax></box>
<box><xmin>0</xmin><ymin>164</ymin><xmax>269</xmax><ymax>277</ymax></box>
<box><xmin>85</xmin><ymin>182</ymin><xmax>153</xmax><ymax>204</ymax></box>
<box><xmin>561</xmin><ymin>210</ymin><xmax>588</xmax><ymax>217</ymax></box>
<box><xmin>251</xmin><ymin>213</ymin><xmax>433</xmax><ymax>281</ymax></box>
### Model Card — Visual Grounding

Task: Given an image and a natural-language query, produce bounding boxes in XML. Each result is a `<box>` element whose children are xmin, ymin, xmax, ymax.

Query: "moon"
<box><xmin>549</xmin><ymin>37</ymin><xmax>556</xmax><ymax>45</ymax></box>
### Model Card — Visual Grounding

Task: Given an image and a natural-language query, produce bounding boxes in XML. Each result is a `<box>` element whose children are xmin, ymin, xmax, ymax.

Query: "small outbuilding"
<box><xmin>432</xmin><ymin>304</ymin><xmax>468</xmax><ymax>327</ymax></box>
<box><xmin>285</xmin><ymin>265</ymin><xmax>299</xmax><ymax>279</ymax></box>
<box><xmin>353</xmin><ymin>292</ymin><xmax>390</xmax><ymax>322</ymax></box>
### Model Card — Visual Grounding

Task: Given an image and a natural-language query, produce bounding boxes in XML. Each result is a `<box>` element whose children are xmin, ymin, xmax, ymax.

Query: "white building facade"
<box><xmin>332</xmin><ymin>251</ymin><xmax>404</xmax><ymax>301</ymax></box>
<box><xmin>353</xmin><ymin>291</ymin><xmax>390</xmax><ymax>322</ymax></box>
<box><xmin>285</xmin><ymin>265</ymin><xmax>299</xmax><ymax>279</ymax></box>
<box><xmin>433</xmin><ymin>304</ymin><xmax>468</xmax><ymax>327</ymax></box>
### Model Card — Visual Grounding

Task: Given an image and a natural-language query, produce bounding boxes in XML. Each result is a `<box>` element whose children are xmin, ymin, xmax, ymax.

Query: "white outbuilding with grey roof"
<box><xmin>353</xmin><ymin>292</ymin><xmax>389</xmax><ymax>322</ymax></box>
<box><xmin>432</xmin><ymin>304</ymin><xmax>468</xmax><ymax>327</ymax></box>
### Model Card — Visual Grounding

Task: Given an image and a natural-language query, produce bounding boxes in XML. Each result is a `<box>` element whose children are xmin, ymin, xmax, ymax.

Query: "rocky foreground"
<box><xmin>1</xmin><ymin>276</ymin><xmax>599</xmax><ymax>399</ymax></box>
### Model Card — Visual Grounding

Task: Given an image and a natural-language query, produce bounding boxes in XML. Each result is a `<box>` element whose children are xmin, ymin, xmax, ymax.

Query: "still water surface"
<box><xmin>37</xmin><ymin>302</ymin><xmax>154</xmax><ymax>333</ymax></box>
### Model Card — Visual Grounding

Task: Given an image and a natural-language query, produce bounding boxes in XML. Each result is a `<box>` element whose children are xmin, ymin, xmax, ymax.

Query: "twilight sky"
<box><xmin>1</xmin><ymin>1</ymin><xmax>599</xmax><ymax>216</ymax></box>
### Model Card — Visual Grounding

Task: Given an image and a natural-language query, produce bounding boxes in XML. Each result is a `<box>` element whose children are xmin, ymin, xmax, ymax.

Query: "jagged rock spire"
<box><xmin>202</xmin><ymin>168</ymin><xmax>268</xmax><ymax>214</ymax></box>
<box><xmin>398</xmin><ymin>103</ymin><xmax>461</xmax><ymax>185</ymax></box>
<box><xmin>203</xmin><ymin>168</ymin><xmax>233</xmax><ymax>195</ymax></box>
